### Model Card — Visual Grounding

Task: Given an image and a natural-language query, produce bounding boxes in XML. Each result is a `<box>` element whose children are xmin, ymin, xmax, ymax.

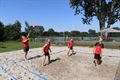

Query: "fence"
<box><xmin>32</xmin><ymin>37</ymin><xmax>120</xmax><ymax>42</ymax></box>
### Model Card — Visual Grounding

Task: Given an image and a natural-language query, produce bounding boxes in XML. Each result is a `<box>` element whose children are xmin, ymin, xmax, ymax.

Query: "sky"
<box><xmin>0</xmin><ymin>0</ymin><xmax>119</xmax><ymax>32</ymax></box>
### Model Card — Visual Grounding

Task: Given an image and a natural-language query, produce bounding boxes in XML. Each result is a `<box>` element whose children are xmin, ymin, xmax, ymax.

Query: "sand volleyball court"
<box><xmin>0</xmin><ymin>46</ymin><xmax>120</xmax><ymax>80</ymax></box>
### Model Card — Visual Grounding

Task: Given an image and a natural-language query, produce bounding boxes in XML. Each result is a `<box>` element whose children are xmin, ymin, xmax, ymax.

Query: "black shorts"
<box><xmin>24</xmin><ymin>46</ymin><xmax>29</xmax><ymax>53</ymax></box>
<box><xmin>70</xmin><ymin>47</ymin><xmax>73</xmax><ymax>50</ymax></box>
<box><xmin>94</xmin><ymin>54</ymin><xmax>101</xmax><ymax>60</ymax></box>
<box><xmin>44</xmin><ymin>52</ymin><xmax>50</xmax><ymax>56</ymax></box>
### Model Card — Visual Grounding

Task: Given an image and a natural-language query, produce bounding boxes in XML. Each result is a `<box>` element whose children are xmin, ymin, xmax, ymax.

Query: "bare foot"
<box><xmin>68</xmin><ymin>54</ymin><xmax>72</xmax><ymax>56</ymax></box>
<box><xmin>93</xmin><ymin>60</ymin><xmax>97</xmax><ymax>66</ymax></box>
<box><xmin>25</xmin><ymin>57</ymin><xmax>28</xmax><ymax>60</ymax></box>
<box><xmin>72</xmin><ymin>52</ymin><xmax>76</xmax><ymax>55</ymax></box>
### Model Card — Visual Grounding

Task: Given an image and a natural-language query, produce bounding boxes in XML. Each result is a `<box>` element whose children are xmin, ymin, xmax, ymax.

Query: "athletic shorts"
<box><xmin>44</xmin><ymin>52</ymin><xmax>50</xmax><ymax>56</ymax></box>
<box><xmin>24</xmin><ymin>46</ymin><xmax>29</xmax><ymax>53</ymax></box>
<box><xmin>70</xmin><ymin>47</ymin><xmax>73</xmax><ymax>50</ymax></box>
<box><xmin>94</xmin><ymin>54</ymin><xmax>101</xmax><ymax>60</ymax></box>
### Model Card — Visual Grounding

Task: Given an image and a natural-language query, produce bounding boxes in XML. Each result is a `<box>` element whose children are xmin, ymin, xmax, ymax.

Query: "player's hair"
<box><xmin>21</xmin><ymin>34</ymin><xmax>27</xmax><ymax>37</ymax></box>
<box><xmin>96</xmin><ymin>42</ymin><xmax>101</xmax><ymax>46</ymax></box>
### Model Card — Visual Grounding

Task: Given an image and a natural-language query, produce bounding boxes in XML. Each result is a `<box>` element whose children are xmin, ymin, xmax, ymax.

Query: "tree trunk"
<box><xmin>99</xmin><ymin>19</ymin><xmax>105</xmax><ymax>38</ymax></box>
<box><xmin>107</xmin><ymin>23</ymin><xmax>111</xmax><ymax>28</ymax></box>
<box><xmin>99</xmin><ymin>20</ymin><xmax>105</xmax><ymax>30</ymax></box>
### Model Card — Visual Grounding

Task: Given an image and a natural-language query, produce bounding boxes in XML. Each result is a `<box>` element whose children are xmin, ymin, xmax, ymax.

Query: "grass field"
<box><xmin>54</xmin><ymin>41</ymin><xmax>120</xmax><ymax>49</ymax></box>
<box><xmin>74</xmin><ymin>41</ymin><xmax>120</xmax><ymax>49</ymax></box>
<box><xmin>0</xmin><ymin>41</ymin><xmax>44</xmax><ymax>53</ymax></box>
<box><xmin>0</xmin><ymin>41</ymin><xmax>120</xmax><ymax>53</ymax></box>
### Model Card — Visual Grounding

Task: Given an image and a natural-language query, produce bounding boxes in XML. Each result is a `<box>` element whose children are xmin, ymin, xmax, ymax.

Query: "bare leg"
<box><xmin>72</xmin><ymin>49</ymin><xmax>75</xmax><ymax>55</ymax></box>
<box><xmin>97</xmin><ymin>59</ymin><xmax>102</xmax><ymax>69</ymax></box>
<box><xmin>93</xmin><ymin>60</ymin><xmax>96</xmax><ymax>66</ymax></box>
<box><xmin>73</xmin><ymin>50</ymin><xmax>76</xmax><ymax>55</ymax></box>
<box><xmin>97</xmin><ymin>59</ymin><xmax>102</xmax><ymax>65</ymax></box>
<box><xmin>48</xmin><ymin>54</ymin><xmax>51</xmax><ymax>64</ymax></box>
<box><xmin>25</xmin><ymin>52</ymin><xmax>28</xmax><ymax>60</ymax></box>
<box><xmin>95</xmin><ymin>59</ymin><xmax>99</xmax><ymax>69</ymax></box>
<box><xmin>41</xmin><ymin>56</ymin><xmax>46</xmax><ymax>67</ymax></box>
<box><xmin>67</xmin><ymin>49</ymin><xmax>70</xmax><ymax>56</ymax></box>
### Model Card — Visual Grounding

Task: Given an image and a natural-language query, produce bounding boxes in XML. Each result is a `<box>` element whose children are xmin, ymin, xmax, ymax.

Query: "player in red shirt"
<box><xmin>93</xmin><ymin>38</ymin><xmax>104</xmax><ymax>69</ymax></box>
<box><xmin>67</xmin><ymin>39</ymin><xmax>75</xmax><ymax>56</ymax></box>
<box><xmin>21</xmin><ymin>30</ymin><xmax>31</xmax><ymax>60</ymax></box>
<box><xmin>41</xmin><ymin>39</ymin><xmax>52</xmax><ymax>66</ymax></box>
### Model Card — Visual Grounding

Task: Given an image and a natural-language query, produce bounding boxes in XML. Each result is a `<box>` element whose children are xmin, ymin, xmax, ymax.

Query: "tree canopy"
<box><xmin>48</xmin><ymin>28</ymin><xmax>55</xmax><ymax>33</ymax></box>
<box><xmin>0</xmin><ymin>20</ymin><xmax>120</xmax><ymax>41</ymax></box>
<box><xmin>0</xmin><ymin>22</ymin><xmax>5</xmax><ymax>41</ymax></box>
<box><xmin>70</xmin><ymin>0</ymin><xmax>120</xmax><ymax>30</ymax></box>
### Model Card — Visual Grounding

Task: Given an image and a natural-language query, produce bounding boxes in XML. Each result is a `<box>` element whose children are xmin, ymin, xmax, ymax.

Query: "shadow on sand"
<box><xmin>28</xmin><ymin>55</ymin><xmax>42</xmax><ymax>60</ymax></box>
<box><xmin>50</xmin><ymin>57</ymin><xmax>61</xmax><ymax>64</ymax></box>
<box><xmin>50</xmin><ymin>50</ymin><xmax>66</xmax><ymax>55</ymax></box>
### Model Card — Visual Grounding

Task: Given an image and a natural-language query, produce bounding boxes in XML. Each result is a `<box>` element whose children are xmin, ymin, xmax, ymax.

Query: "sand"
<box><xmin>114</xmin><ymin>61</ymin><xmax>120</xmax><ymax>80</ymax></box>
<box><xmin>0</xmin><ymin>46</ymin><xmax>120</xmax><ymax>80</ymax></box>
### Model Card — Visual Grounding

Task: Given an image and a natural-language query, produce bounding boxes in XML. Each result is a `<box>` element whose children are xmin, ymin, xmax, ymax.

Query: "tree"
<box><xmin>107</xmin><ymin>1</ymin><xmax>120</xmax><ymax>28</ymax></box>
<box><xmin>25</xmin><ymin>21</ymin><xmax>31</xmax><ymax>34</ymax></box>
<box><xmin>59</xmin><ymin>32</ymin><xmax>64</xmax><ymax>37</ymax></box>
<box><xmin>69</xmin><ymin>0</ymin><xmax>120</xmax><ymax>30</ymax></box>
<box><xmin>25</xmin><ymin>21</ymin><xmax>45</xmax><ymax>37</ymax></box>
<box><xmin>112</xmin><ymin>27</ymin><xmax>120</xmax><ymax>30</ymax></box>
<box><xmin>64</xmin><ymin>31</ymin><xmax>70</xmax><ymax>37</ymax></box>
<box><xmin>48</xmin><ymin>28</ymin><xmax>55</xmax><ymax>33</ymax></box>
<box><xmin>47</xmin><ymin>28</ymin><xmax>55</xmax><ymax>36</ymax></box>
<box><xmin>4</xmin><ymin>20</ymin><xmax>21</xmax><ymax>40</ymax></box>
<box><xmin>12</xmin><ymin>20</ymin><xmax>21</xmax><ymax>39</ymax></box>
<box><xmin>71</xmin><ymin>30</ymin><xmax>80</xmax><ymax>37</ymax></box>
<box><xmin>25</xmin><ymin>21</ymin><xmax>34</xmax><ymax>37</ymax></box>
<box><xmin>80</xmin><ymin>32</ymin><xmax>89</xmax><ymax>37</ymax></box>
<box><xmin>33</xmin><ymin>25</ymin><xmax>44</xmax><ymax>36</ymax></box>
<box><xmin>88</xmin><ymin>29</ymin><xmax>97</xmax><ymax>37</ymax></box>
<box><xmin>0</xmin><ymin>21</ymin><xmax>5</xmax><ymax>41</ymax></box>
<box><xmin>4</xmin><ymin>24</ymin><xmax>14</xmax><ymax>40</ymax></box>
<box><xmin>88</xmin><ymin>29</ymin><xmax>96</xmax><ymax>34</ymax></box>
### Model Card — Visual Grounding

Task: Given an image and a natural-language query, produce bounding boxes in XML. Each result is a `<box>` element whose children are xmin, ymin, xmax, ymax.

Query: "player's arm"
<box><xmin>101</xmin><ymin>43</ymin><xmax>104</xmax><ymax>48</ymax></box>
<box><xmin>93</xmin><ymin>47</ymin><xmax>95</xmax><ymax>54</ymax></box>
<box><xmin>93</xmin><ymin>42</ymin><xmax>98</xmax><ymax>54</ymax></box>
<box><xmin>22</xmin><ymin>39</ymin><xmax>29</xmax><ymax>43</ymax></box>
<box><xmin>27</xmin><ymin>30</ymin><xmax>31</xmax><ymax>38</ymax></box>
<box><xmin>68</xmin><ymin>42</ymin><xmax>70</xmax><ymax>48</ymax></box>
<box><xmin>101</xmin><ymin>44</ymin><xmax>104</xmax><ymax>54</ymax></box>
<box><xmin>43</xmin><ymin>44</ymin><xmax>47</xmax><ymax>51</ymax></box>
<box><xmin>49</xmin><ymin>47</ymin><xmax>52</xmax><ymax>52</ymax></box>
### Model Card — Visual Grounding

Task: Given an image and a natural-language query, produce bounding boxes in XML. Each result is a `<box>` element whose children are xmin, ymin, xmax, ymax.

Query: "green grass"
<box><xmin>0</xmin><ymin>41</ymin><xmax>44</xmax><ymax>53</ymax></box>
<box><xmin>103</xmin><ymin>41</ymin><xmax>120</xmax><ymax>49</ymax></box>
<box><xmin>53</xmin><ymin>41</ymin><xmax>120</xmax><ymax>49</ymax></box>
<box><xmin>77</xmin><ymin>41</ymin><xmax>120</xmax><ymax>49</ymax></box>
<box><xmin>0</xmin><ymin>41</ymin><xmax>120</xmax><ymax>53</ymax></box>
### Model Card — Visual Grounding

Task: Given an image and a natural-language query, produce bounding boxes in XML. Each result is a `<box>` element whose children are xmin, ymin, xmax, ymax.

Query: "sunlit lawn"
<box><xmin>0</xmin><ymin>41</ymin><xmax>44</xmax><ymax>53</ymax></box>
<box><xmin>54</xmin><ymin>41</ymin><xmax>120</xmax><ymax>49</ymax></box>
<box><xmin>0</xmin><ymin>41</ymin><xmax>120</xmax><ymax>53</ymax></box>
<box><xmin>74</xmin><ymin>41</ymin><xmax>120</xmax><ymax>49</ymax></box>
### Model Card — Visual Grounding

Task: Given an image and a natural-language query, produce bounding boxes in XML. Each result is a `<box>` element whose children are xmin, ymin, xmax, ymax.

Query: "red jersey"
<box><xmin>22</xmin><ymin>38</ymin><xmax>29</xmax><ymax>48</ymax></box>
<box><xmin>44</xmin><ymin>42</ymin><xmax>50</xmax><ymax>53</ymax></box>
<box><xmin>68</xmin><ymin>40</ymin><xmax>73</xmax><ymax>48</ymax></box>
<box><xmin>95</xmin><ymin>45</ymin><xmax>102</xmax><ymax>54</ymax></box>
